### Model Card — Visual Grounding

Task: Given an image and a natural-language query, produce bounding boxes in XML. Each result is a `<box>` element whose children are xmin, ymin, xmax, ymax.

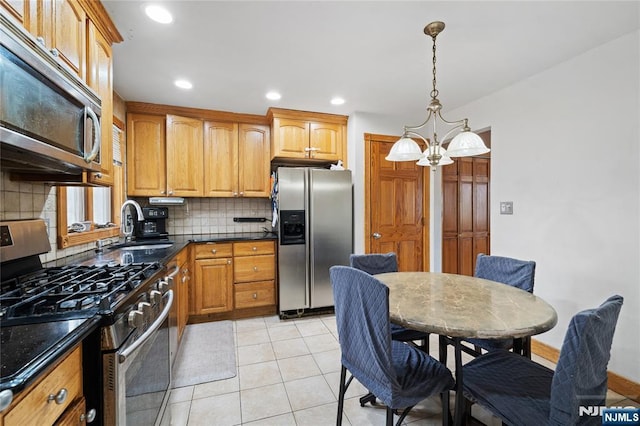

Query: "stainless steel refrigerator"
<box><xmin>277</xmin><ymin>167</ymin><xmax>353</xmax><ymax>316</ymax></box>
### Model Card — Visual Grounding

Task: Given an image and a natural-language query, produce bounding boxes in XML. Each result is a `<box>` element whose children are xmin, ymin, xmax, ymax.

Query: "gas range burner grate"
<box><xmin>0</xmin><ymin>262</ymin><xmax>162</xmax><ymax>326</ymax></box>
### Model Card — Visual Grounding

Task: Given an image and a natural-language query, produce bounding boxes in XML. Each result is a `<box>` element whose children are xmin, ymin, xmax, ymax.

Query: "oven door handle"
<box><xmin>118</xmin><ymin>289</ymin><xmax>174</xmax><ymax>364</ymax></box>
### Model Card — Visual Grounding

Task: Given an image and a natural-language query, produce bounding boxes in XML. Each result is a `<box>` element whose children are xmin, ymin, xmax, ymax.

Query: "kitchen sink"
<box><xmin>109</xmin><ymin>241</ymin><xmax>174</xmax><ymax>250</ymax></box>
<box><xmin>119</xmin><ymin>244</ymin><xmax>173</xmax><ymax>250</ymax></box>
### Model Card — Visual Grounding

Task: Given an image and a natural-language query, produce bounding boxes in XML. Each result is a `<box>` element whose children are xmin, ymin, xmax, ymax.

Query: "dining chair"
<box><xmin>349</xmin><ymin>253</ymin><xmax>431</xmax><ymax>350</ymax></box>
<box><xmin>330</xmin><ymin>266</ymin><xmax>455</xmax><ymax>426</ymax></box>
<box><xmin>461</xmin><ymin>294</ymin><xmax>624</xmax><ymax>426</ymax></box>
<box><xmin>441</xmin><ymin>254</ymin><xmax>537</xmax><ymax>363</ymax></box>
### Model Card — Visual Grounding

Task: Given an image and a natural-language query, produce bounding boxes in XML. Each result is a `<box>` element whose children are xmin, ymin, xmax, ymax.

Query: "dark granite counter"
<box><xmin>0</xmin><ymin>316</ymin><xmax>101</xmax><ymax>393</ymax></box>
<box><xmin>1</xmin><ymin>232</ymin><xmax>278</xmax><ymax>396</ymax></box>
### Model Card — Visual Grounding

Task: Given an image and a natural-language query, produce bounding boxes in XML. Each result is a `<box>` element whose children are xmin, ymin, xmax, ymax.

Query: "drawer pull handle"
<box><xmin>253</xmin><ymin>293</ymin><xmax>258</xmax><ymax>299</ymax></box>
<box><xmin>80</xmin><ymin>408</ymin><xmax>97</xmax><ymax>423</ymax></box>
<box><xmin>48</xmin><ymin>388</ymin><xmax>67</xmax><ymax>405</ymax></box>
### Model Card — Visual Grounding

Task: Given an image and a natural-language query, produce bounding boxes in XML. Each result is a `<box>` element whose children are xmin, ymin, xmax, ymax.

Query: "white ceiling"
<box><xmin>103</xmin><ymin>1</ymin><xmax>639</xmax><ymax>123</ymax></box>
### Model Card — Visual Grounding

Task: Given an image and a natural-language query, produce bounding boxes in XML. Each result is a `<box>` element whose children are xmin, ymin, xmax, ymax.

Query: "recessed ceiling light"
<box><xmin>145</xmin><ymin>5</ymin><xmax>173</xmax><ymax>24</ymax></box>
<box><xmin>174</xmin><ymin>79</ymin><xmax>193</xmax><ymax>89</ymax></box>
<box><xmin>331</xmin><ymin>97</ymin><xmax>345</xmax><ymax>105</ymax></box>
<box><xmin>266</xmin><ymin>91</ymin><xmax>282</xmax><ymax>101</ymax></box>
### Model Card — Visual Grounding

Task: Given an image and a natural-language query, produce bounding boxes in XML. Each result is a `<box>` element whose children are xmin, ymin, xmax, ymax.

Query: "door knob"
<box><xmin>372</xmin><ymin>232</ymin><xmax>382</xmax><ymax>239</ymax></box>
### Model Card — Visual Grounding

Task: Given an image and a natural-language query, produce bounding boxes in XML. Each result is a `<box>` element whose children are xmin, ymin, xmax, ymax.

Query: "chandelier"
<box><xmin>386</xmin><ymin>21</ymin><xmax>490</xmax><ymax>169</ymax></box>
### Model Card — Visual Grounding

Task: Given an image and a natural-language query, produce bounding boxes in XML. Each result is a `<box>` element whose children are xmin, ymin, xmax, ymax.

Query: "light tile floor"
<box><xmin>164</xmin><ymin>314</ymin><xmax>638</xmax><ymax>425</ymax></box>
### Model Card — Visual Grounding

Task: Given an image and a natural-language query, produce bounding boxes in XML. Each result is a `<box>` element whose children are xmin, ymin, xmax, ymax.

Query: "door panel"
<box><xmin>365</xmin><ymin>134</ymin><xmax>429</xmax><ymax>272</ymax></box>
<box><xmin>441</xmin><ymin>130</ymin><xmax>491</xmax><ymax>275</ymax></box>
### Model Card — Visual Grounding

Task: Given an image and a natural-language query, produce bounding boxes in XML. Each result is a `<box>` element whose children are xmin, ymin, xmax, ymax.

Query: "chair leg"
<box><xmin>386</xmin><ymin>407</ymin><xmax>394</xmax><ymax>426</ymax></box>
<box><xmin>337</xmin><ymin>365</ymin><xmax>347</xmax><ymax>426</ymax></box>
<box><xmin>441</xmin><ymin>390</ymin><xmax>452</xmax><ymax>426</ymax></box>
<box><xmin>394</xmin><ymin>405</ymin><xmax>415</xmax><ymax>426</ymax></box>
<box><xmin>439</xmin><ymin>335</ymin><xmax>448</xmax><ymax>365</ymax></box>
<box><xmin>359</xmin><ymin>392</ymin><xmax>377</xmax><ymax>406</ymax></box>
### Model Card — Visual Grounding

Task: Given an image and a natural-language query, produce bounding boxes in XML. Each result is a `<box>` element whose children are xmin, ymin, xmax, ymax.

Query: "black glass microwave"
<box><xmin>0</xmin><ymin>15</ymin><xmax>102</xmax><ymax>174</ymax></box>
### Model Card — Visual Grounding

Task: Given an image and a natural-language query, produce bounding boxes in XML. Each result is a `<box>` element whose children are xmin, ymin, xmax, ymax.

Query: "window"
<box><xmin>56</xmin><ymin>124</ymin><xmax>124</xmax><ymax>249</ymax></box>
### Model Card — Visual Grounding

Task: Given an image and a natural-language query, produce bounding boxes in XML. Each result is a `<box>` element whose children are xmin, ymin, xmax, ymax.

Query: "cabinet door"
<box><xmin>54</xmin><ymin>396</ymin><xmax>85</xmax><ymax>426</ymax></box>
<box><xmin>166</xmin><ymin>115</ymin><xmax>204</xmax><ymax>197</ymax></box>
<box><xmin>194</xmin><ymin>258</ymin><xmax>233</xmax><ymax>314</ymax></box>
<box><xmin>127</xmin><ymin>114</ymin><xmax>167</xmax><ymax>196</ymax></box>
<box><xmin>0</xmin><ymin>0</ymin><xmax>28</xmax><ymax>26</ymax></box>
<box><xmin>272</xmin><ymin>118</ymin><xmax>309</xmax><ymax>159</ymax></box>
<box><xmin>86</xmin><ymin>21</ymin><xmax>113</xmax><ymax>185</ymax></box>
<box><xmin>310</xmin><ymin>121</ymin><xmax>342</xmax><ymax>161</ymax></box>
<box><xmin>203</xmin><ymin>121</ymin><xmax>238</xmax><ymax>197</ymax></box>
<box><xmin>36</xmin><ymin>0</ymin><xmax>85</xmax><ymax>78</ymax></box>
<box><xmin>238</xmin><ymin>124</ymin><xmax>270</xmax><ymax>197</ymax></box>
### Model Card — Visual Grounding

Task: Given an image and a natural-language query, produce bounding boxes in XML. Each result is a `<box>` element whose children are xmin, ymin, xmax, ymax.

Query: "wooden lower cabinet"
<box><xmin>189</xmin><ymin>240</ymin><xmax>276</xmax><ymax>322</ymax></box>
<box><xmin>1</xmin><ymin>346</ymin><xmax>85</xmax><ymax>426</ymax></box>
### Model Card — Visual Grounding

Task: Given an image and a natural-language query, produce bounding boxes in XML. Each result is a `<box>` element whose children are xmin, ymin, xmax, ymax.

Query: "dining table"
<box><xmin>375</xmin><ymin>271</ymin><xmax>558</xmax><ymax>425</ymax></box>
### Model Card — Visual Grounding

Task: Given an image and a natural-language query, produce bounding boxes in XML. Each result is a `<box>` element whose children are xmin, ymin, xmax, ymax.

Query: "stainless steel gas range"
<box><xmin>0</xmin><ymin>219</ymin><xmax>176</xmax><ymax>425</ymax></box>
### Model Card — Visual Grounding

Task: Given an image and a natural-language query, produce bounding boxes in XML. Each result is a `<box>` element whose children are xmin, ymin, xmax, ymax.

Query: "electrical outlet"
<box><xmin>500</xmin><ymin>201</ymin><xmax>514</xmax><ymax>215</ymax></box>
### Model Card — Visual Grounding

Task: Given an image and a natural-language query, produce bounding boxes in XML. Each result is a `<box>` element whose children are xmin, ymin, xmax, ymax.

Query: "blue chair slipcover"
<box><xmin>462</xmin><ymin>294</ymin><xmax>623</xmax><ymax>426</ymax></box>
<box><xmin>330</xmin><ymin>266</ymin><xmax>455</xmax><ymax>426</ymax></box>
<box><xmin>349</xmin><ymin>253</ymin><xmax>430</xmax><ymax>345</ymax></box>
<box><xmin>465</xmin><ymin>254</ymin><xmax>537</xmax><ymax>355</ymax></box>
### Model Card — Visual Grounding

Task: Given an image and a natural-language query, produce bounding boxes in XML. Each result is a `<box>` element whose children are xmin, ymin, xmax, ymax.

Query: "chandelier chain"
<box><xmin>431</xmin><ymin>35</ymin><xmax>438</xmax><ymax>100</ymax></box>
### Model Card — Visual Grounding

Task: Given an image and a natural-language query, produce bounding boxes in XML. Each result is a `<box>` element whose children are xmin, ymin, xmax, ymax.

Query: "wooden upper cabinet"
<box><xmin>238</xmin><ymin>124</ymin><xmax>270</xmax><ymax>197</ymax></box>
<box><xmin>127</xmin><ymin>113</ymin><xmax>167</xmax><ymax>196</ymax></box>
<box><xmin>166</xmin><ymin>114</ymin><xmax>204</xmax><ymax>197</ymax></box>
<box><xmin>26</xmin><ymin>0</ymin><xmax>86</xmax><ymax>78</ymax></box>
<box><xmin>0</xmin><ymin>0</ymin><xmax>29</xmax><ymax>26</ymax></box>
<box><xmin>204</xmin><ymin>121</ymin><xmax>238</xmax><ymax>197</ymax></box>
<box><xmin>310</xmin><ymin>121</ymin><xmax>342</xmax><ymax>160</ymax></box>
<box><xmin>268</xmin><ymin>108</ymin><xmax>348</xmax><ymax>165</ymax></box>
<box><xmin>204</xmin><ymin>122</ymin><xmax>270</xmax><ymax>198</ymax></box>
<box><xmin>86</xmin><ymin>20</ymin><xmax>113</xmax><ymax>185</ymax></box>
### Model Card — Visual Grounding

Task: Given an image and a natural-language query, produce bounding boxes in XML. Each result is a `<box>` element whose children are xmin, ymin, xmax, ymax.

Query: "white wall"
<box><xmin>348</xmin><ymin>30</ymin><xmax>640</xmax><ymax>383</ymax></box>
<box><xmin>445</xmin><ymin>31</ymin><xmax>640</xmax><ymax>382</ymax></box>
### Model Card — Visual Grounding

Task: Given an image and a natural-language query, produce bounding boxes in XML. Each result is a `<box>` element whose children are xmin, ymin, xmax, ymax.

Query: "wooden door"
<box><xmin>272</xmin><ymin>118</ymin><xmax>309</xmax><ymax>159</ymax></box>
<box><xmin>166</xmin><ymin>114</ymin><xmax>204</xmax><ymax>197</ymax></box>
<box><xmin>442</xmin><ymin>131</ymin><xmax>491</xmax><ymax>275</ymax></box>
<box><xmin>194</xmin><ymin>258</ymin><xmax>233</xmax><ymax>314</ymax></box>
<box><xmin>126</xmin><ymin>113</ymin><xmax>166</xmax><ymax>196</ymax></box>
<box><xmin>309</xmin><ymin>121</ymin><xmax>341</xmax><ymax>161</ymax></box>
<box><xmin>203</xmin><ymin>121</ymin><xmax>238</xmax><ymax>197</ymax></box>
<box><xmin>86</xmin><ymin>21</ymin><xmax>113</xmax><ymax>185</ymax></box>
<box><xmin>365</xmin><ymin>133</ymin><xmax>429</xmax><ymax>271</ymax></box>
<box><xmin>238</xmin><ymin>124</ymin><xmax>270</xmax><ymax>197</ymax></box>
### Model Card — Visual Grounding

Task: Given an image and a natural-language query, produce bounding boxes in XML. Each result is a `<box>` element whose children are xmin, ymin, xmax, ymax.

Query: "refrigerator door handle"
<box><xmin>305</xmin><ymin>170</ymin><xmax>311</xmax><ymax>308</ymax></box>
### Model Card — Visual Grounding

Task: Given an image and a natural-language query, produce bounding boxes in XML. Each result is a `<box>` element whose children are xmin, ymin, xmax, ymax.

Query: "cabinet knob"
<box><xmin>50</xmin><ymin>47</ymin><xmax>59</xmax><ymax>57</ymax></box>
<box><xmin>211</xmin><ymin>249</ymin><xmax>217</xmax><ymax>254</ymax></box>
<box><xmin>80</xmin><ymin>408</ymin><xmax>97</xmax><ymax>423</ymax></box>
<box><xmin>227</xmin><ymin>260</ymin><xmax>232</xmax><ymax>264</ymax></box>
<box><xmin>239</xmin><ymin>192</ymin><xmax>244</xmax><ymax>196</ymax></box>
<box><xmin>47</xmin><ymin>388</ymin><xmax>67</xmax><ymax>405</ymax></box>
<box><xmin>252</xmin><ymin>246</ymin><xmax>257</xmax><ymax>251</ymax></box>
<box><xmin>160</xmin><ymin>190</ymin><xmax>166</xmax><ymax>195</ymax></box>
<box><xmin>233</xmin><ymin>192</ymin><xmax>238</xmax><ymax>197</ymax></box>
<box><xmin>168</xmin><ymin>190</ymin><xmax>174</xmax><ymax>195</ymax></box>
<box><xmin>252</xmin><ymin>293</ymin><xmax>258</xmax><ymax>299</ymax></box>
<box><xmin>253</xmin><ymin>266</ymin><xmax>258</xmax><ymax>272</ymax></box>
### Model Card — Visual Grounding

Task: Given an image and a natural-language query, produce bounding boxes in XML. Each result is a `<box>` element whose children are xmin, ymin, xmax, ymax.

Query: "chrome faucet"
<box><xmin>120</xmin><ymin>199</ymin><xmax>145</xmax><ymax>242</ymax></box>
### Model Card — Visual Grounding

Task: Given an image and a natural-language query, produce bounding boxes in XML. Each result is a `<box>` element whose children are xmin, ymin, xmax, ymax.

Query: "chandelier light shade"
<box><xmin>386</xmin><ymin>21</ymin><xmax>490</xmax><ymax>169</ymax></box>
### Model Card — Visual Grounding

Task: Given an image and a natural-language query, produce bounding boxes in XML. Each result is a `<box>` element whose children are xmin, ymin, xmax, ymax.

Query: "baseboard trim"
<box><xmin>531</xmin><ymin>338</ymin><xmax>639</xmax><ymax>402</ymax></box>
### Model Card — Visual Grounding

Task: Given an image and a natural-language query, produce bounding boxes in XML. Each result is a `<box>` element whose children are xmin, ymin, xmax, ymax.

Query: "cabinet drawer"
<box><xmin>234</xmin><ymin>255</ymin><xmax>275</xmax><ymax>282</ymax></box>
<box><xmin>233</xmin><ymin>241</ymin><xmax>275</xmax><ymax>256</ymax></box>
<box><xmin>235</xmin><ymin>281</ymin><xmax>275</xmax><ymax>309</ymax></box>
<box><xmin>195</xmin><ymin>243</ymin><xmax>233</xmax><ymax>259</ymax></box>
<box><xmin>5</xmin><ymin>346</ymin><xmax>82</xmax><ymax>426</ymax></box>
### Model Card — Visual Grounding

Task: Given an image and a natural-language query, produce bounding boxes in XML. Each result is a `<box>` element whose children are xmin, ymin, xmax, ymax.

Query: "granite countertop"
<box><xmin>0</xmin><ymin>316</ymin><xmax>101</xmax><ymax>394</ymax></box>
<box><xmin>2</xmin><ymin>232</ymin><xmax>278</xmax><ymax>395</ymax></box>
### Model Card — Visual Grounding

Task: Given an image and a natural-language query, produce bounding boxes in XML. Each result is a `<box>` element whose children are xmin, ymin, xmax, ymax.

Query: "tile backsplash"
<box><xmin>1</xmin><ymin>172</ymin><xmax>274</xmax><ymax>263</ymax></box>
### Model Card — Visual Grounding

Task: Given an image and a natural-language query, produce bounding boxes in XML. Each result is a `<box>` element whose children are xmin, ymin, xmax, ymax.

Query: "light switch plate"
<box><xmin>500</xmin><ymin>201</ymin><xmax>514</xmax><ymax>215</ymax></box>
